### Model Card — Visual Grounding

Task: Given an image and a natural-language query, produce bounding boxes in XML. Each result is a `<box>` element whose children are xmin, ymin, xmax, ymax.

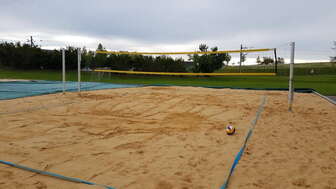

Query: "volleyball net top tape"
<box><xmin>96</xmin><ymin>48</ymin><xmax>275</xmax><ymax>55</ymax></box>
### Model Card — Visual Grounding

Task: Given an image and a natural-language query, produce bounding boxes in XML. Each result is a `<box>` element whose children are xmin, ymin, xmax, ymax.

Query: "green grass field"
<box><xmin>218</xmin><ymin>62</ymin><xmax>336</xmax><ymax>76</ymax></box>
<box><xmin>1</xmin><ymin>69</ymin><xmax>335</xmax><ymax>95</ymax></box>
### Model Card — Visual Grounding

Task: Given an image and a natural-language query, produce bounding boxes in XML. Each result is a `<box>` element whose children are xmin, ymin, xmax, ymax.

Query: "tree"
<box><xmin>199</xmin><ymin>44</ymin><xmax>208</xmax><ymax>52</ymax></box>
<box><xmin>331</xmin><ymin>41</ymin><xmax>336</xmax><ymax>62</ymax></box>
<box><xmin>258</xmin><ymin>56</ymin><xmax>274</xmax><ymax>65</ymax></box>
<box><xmin>210</xmin><ymin>46</ymin><xmax>231</xmax><ymax>68</ymax></box>
<box><xmin>97</xmin><ymin>43</ymin><xmax>105</xmax><ymax>51</ymax></box>
<box><xmin>82</xmin><ymin>48</ymin><xmax>95</xmax><ymax>69</ymax></box>
<box><xmin>65</xmin><ymin>46</ymin><xmax>79</xmax><ymax>69</ymax></box>
<box><xmin>189</xmin><ymin>44</ymin><xmax>231</xmax><ymax>73</ymax></box>
<box><xmin>0</xmin><ymin>41</ymin><xmax>62</xmax><ymax>70</ymax></box>
<box><xmin>94</xmin><ymin>43</ymin><xmax>107</xmax><ymax>68</ymax></box>
<box><xmin>262</xmin><ymin>57</ymin><xmax>274</xmax><ymax>65</ymax></box>
<box><xmin>277</xmin><ymin>57</ymin><xmax>285</xmax><ymax>64</ymax></box>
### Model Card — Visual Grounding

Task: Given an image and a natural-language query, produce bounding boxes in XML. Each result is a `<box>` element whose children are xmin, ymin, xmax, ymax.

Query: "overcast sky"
<box><xmin>0</xmin><ymin>0</ymin><xmax>335</xmax><ymax>62</ymax></box>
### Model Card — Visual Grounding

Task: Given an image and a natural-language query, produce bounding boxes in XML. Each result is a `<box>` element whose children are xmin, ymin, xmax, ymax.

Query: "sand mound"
<box><xmin>0</xmin><ymin>86</ymin><xmax>335</xmax><ymax>189</ymax></box>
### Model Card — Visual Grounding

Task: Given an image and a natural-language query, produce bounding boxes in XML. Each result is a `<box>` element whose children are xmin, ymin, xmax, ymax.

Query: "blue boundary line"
<box><xmin>220</xmin><ymin>96</ymin><xmax>267</xmax><ymax>189</ymax></box>
<box><xmin>0</xmin><ymin>80</ymin><xmax>143</xmax><ymax>100</ymax></box>
<box><xmin>0</xmin><ymin>160</ymin><xmax>116</xmax><ymax>189</ymax></box>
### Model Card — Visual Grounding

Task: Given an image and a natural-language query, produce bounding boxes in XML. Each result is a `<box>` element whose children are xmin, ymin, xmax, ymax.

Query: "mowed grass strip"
<box><xmin>1</xmin><ymin>69</ymin><xmax>335</xmax><ymax>95</ymax></box>
<box><xmin>218</xmin><ymin>62</ymin><xmax>336</xmax><ymax>75</ymax></box>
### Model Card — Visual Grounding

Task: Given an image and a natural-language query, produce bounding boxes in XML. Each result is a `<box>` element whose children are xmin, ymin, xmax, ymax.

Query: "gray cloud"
<box><xmin>1</xmin><ymin>0</ymin><xmax>335</xmax><ymax>61</ymax></box>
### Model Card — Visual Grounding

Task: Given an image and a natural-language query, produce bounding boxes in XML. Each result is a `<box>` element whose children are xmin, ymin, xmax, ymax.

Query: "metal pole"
<box><xmin>288</xmin><ymin>42</ymin><xmax>295</xmax><ymax>111</ymax></box>
<box><xmin>30</xmin><ymin>36</ymin><xmax>33</xmax><ymax>47</ymax></box>
<box><xmin>239</xmin><ymin>44</ymin><xmax>242</xmax><ymax>73</ymax></box>
<box><xmin>62</xmin><ymin>48</ymin><xmax>66</xmax><ymax>93</ymax></box>
<box><xmin>274</xmin><ymin>48</ymin><xmax>278</xmax><ymax>74</ymax></box>
<box><xmin>78</xmin><ymin>48</ymin><xmax>81</xmax><ymax>92</ymax></box>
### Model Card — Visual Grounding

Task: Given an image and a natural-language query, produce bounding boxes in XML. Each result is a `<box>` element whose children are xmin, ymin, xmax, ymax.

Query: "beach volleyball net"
<box><xmin>93</xmin><ymin>47</ymin><xmax>278</xmax><ymax>76</ymax></box>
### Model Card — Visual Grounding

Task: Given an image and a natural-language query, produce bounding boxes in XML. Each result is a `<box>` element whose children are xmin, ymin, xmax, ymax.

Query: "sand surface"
<box><xmin>229</xmin><ymin>90</ymin><xmax>336</xmax><ymax>189</ymax></box>
<box><xmin>0</xmin><ymin>86</ymin><xmax>335</xmax><ymax>189</ymax></box>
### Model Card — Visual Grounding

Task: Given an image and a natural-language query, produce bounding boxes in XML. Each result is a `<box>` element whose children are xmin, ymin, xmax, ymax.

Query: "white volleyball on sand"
<box><xmin>226</xmin><ymin>125</ymin><xmax>236</xmax><ymax>135</ymax></box>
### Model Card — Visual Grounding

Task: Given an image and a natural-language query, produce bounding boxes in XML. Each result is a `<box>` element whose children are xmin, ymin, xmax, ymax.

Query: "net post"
<box><xmin>288</xmin><ymin>42</ymin><xmax>295</xmax><ymax>112</ymax></box>
<box><xmin>274</xmin><ymin>48</ymin><xmax>278</xmax><ymax>74</ymax></box>
<box><xmin>77</xmin><ymin>48</ymin><xmax>81</xmax><ymax>92</ymax></box>
<box><xmin>239</xmin><ymin>44</ymin><xmax>242</xmax><ymax>73</ymax></box>
<box><xmin>62</xmin><ymin>48</ymin><xmax>66</xmax><ymax>94</ymax></box>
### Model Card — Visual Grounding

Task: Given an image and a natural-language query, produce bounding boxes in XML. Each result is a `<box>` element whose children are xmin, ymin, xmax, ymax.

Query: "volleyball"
<box><xmin>226</xmin><ymin>125</ymin><xmax>236</xmax><ymax>135</ymax></box>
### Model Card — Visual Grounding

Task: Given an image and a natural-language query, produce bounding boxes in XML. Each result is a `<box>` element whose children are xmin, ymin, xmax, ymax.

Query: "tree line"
<box><xmin>0</xmin><ymin>42</ymin><xmax>79</xmax><ymax>70</ymax></box>
<box><xmin>0</xmin><ymin>42</ymin><xmax>231</xmax><ymax>73</ymax></box>
<box><xmin>256</xmin><ymin>56</ymin><xmax>284</xmax><ymax>65</ymax></box>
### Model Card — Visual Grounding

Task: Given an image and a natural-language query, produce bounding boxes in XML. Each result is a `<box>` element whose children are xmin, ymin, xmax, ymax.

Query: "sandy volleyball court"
<box><xmin>0</xmin><ymin>86</ymin><xmax>335</xmax><ymax>189</ymax></box>
<box><xmin>229</xmin><ymin>90</ymin><xmax>336</xmax><ymax>189</ymax></box>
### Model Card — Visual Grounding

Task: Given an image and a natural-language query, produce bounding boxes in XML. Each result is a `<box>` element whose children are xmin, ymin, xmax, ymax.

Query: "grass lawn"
<box><xmin>218</xmin><ymin>62</ymin><xmax>336</xmax><ymax>76</ymax></box>
<box><xmin>1</xmin><ymin>69</ymin><xmax>335</xmax><ymax>95</ymax></box>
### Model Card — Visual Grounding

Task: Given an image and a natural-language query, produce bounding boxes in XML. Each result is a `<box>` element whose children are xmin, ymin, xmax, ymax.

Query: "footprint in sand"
<box><xmin>156</xmin><ymin>180</ymin><xmax>173</xmax><ymax>189</ymax></box>
<box><xmin>292</xmin><ymin>178</ymin><xmax>311</xmax><ymax>188</ymax></box>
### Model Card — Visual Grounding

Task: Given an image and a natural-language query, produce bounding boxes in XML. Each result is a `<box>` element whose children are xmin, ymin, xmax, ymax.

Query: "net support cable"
<box><xmin>0</xmin><ymin>160</ymin><xmax>115</xmax><ymax>189</ymax></box>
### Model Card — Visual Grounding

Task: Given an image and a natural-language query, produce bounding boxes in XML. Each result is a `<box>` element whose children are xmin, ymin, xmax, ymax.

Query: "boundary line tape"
<box><xmin>220</xmin><ymin>95</ymin><xmax>267</xmax><ymax>189</ymax></box>
<box><xmin>0</xmin><ymin>160</ymin><xmax>115</xmax><ymax>189</ymax></box>
<box><xmin>312</xmin><ymin>91</ymin><xmax>336</xmax><ymax>105</ymax></box>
